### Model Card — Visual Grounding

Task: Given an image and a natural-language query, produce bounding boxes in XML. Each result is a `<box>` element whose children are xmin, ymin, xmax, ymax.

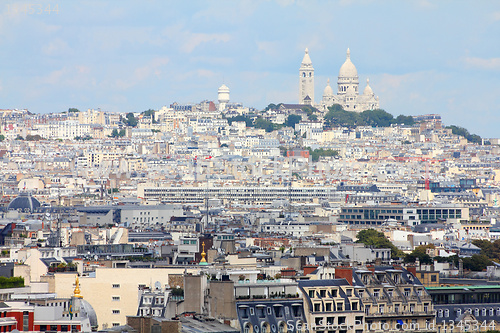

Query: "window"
<box><xmin>445</xmin><ymin>309</ymin><xmax>449</xmax><ymax>317</ymax></box>
<box><xmin>379</xmin><ymin>305</ymin><xmax>384</xmax><ymax>314</ymax></box>
<box><xmin>113</xmin><ymin>323</ymin><xmax>120</xmax><ymax>327</ymax></box>
<box><xmin>112</xmin><ymin>310</ymin><xmax>120</xmax><ymax>314</ymax></box>
<box><xmin>320</xmin><ymin>290</ymin><xmax>326</xmax><ymax>297</ymax></box>
<box><xmin>240</xmin><ymin>308</ymin><xmax>249</xmax><ymax>319</ymax></box>
<box><xmin>395</xmin><ymin>304</ymin><xmax>400</xmax><ymax>313</ymax></box>
<box><xmin>337</xmin><ymin>302</ymin><xmax>343</xmax><ymax>311</ymax></box>
<box><xmin>352</xmin><ymin>302</ymin><xmax>358</xmax><ymax>311</ymax></box>
<box><xmin>309</xmin><ymin>290</ymin><xmax>315</xmax><ymax>298</ymax></box>
<box><xmin>431</xmin><ymin>275</ymin><xmax>437</xmax><ymax>282</ymax></box>
<box><xmin>365</xmin><ymin>305</ymin><xmax>370</xmax><ymax>315</ymax></box>
<box><xmin>338</xmin><ymin>317</ymin><xmax>346</xmax><ymax>325</ymax></box>
<box><xmin>249</xmin><ymin>308</ymin><xmax>255</xmax><ymax>316</ymax></box>
<box><xmin>325</xmin><ymin>303</ymin><xmax>332</xmax><ymax>311</ymax></box>
<box><xmin>112</xmin><ymin>284</ymin><xmax>120</xmax><ymax>288</ymax></box>
<box><xmin>112</xmin><ymin>296</ymin><xmax>120</xmax><ymax>301</ymax></box>
<box><xmin>314</xmin><ymin>303</ymin><xmax>321</xmax><ymax>312</ymax></box>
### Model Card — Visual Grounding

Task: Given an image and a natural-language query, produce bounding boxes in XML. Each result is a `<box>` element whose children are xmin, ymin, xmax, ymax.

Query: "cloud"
<box><xmin>492</xmin><ymin>11</ymin><xmax>500</xmax><ymax>21</ymax></box>
<box><xmin>463</xmin><ymin>57</ymin><xmax>500</xmax><ymax>71</ymax></box>
<box><xmin>415</xmin><ymin>0</ymin><xmax>437</xmax><ymax>10</ymax></box>
<box><xmin>115</xmin><ymin>57</ymin><xmax>170</xmax><ymax>90</ymax></box>
<box><xmin>42</xmin><ymin>38</ymin><xmax>72</xmax><ymax>56</ymax></box>
<box><xmin>257</xmin><ymin>41</ymin><xmax>280</xmax><ymax>56</ymax></box>
<box><xmin>180</xmin><ymin>32</ymin><xmax>231</xmax><ymax>53</ymax></box>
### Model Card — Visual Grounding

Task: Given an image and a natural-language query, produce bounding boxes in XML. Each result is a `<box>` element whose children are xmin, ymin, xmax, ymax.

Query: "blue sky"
<box><xmin>1</xmin><ymin>0</ymin><xmax>500</xmax><ymax>137</ymax></box>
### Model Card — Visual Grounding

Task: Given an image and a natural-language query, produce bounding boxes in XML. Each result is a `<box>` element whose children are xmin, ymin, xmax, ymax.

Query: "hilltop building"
<box><xmin>299</xmin><ymin>48</ymin><xmax>380</xmax><ymax>112</ymax></box>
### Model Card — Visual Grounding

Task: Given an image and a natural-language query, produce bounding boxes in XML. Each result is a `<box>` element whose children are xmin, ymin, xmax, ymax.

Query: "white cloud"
<box><xmin>42</xmin><ymin>38</ymin><xmax>72</xmax><ymax>56</ymax></box>
<box><xmin>257</xmin><ymin>41</ymin><xmax>280</xmax><ymax>56</ymax></box>
<box><xmin>415</xmin><ymin>0</ymin><xmax>437</xmax><ymax>10</ymax></box>
<box><xmin>115</xmin><ymin>57</ymin><xmax>170</xmax><ymax>90</ymax></box>
<box><xmin>464</xmin><ymin>57</ymin><xmax>500</xmax><ymax>71</ymax></box>
<box><xmin>181</xmin><ymin>32</ymin><xmax>231</xmax><ymax>53</ymax></box>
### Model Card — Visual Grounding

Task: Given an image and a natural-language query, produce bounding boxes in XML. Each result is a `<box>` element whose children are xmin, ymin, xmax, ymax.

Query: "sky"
<box><xmin>0</xmin><ymin>0</ymin><xmax>499</xmax><ymax>137</ymax></box>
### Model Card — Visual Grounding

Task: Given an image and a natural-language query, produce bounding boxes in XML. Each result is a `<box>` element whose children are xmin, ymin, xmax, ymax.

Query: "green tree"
<box><xmin>0</xmin><ymin>276</ymin><xmax>24</xmax><ymax>289</ymax></box>
<box><xmin>472</xmin><ymin>239</ymin><xmax>500</xmax><ymax>261</ymax></box>
<box><xmin>446</xmin><ymin>125</ymin><xmax>483</xmax><ymax>144</ymax></box>
<box><xmin>68</xmin><ymin>108</ymin><xmax>80</xmax><ymax>113</ymax></box>
<box><xmin>265</xmin><ymin>103</ymin><xmax>283</xmax><ymax>111</ymax></box>
<box><xmin>141</xmin><ymin>109</ymin><xmax>158</xmax><ymax>123</ymax></box>
<box><xmin>286</xmin><ymin>114</ymin><xmax>301</xmax><ymax>128</ymax></box>
<box><xmin>254</xmin><ymin>117</ymin><xmax>275</xmax><ymax>132</ymax></box>
<box><xmin>227</xmin><ymin>115</ymin><xmax>253</xmax><ymax>127</ymax></box>
<box><xmin>124</xmin><ymin>113</ymin><xmax>138</xmax><ymax>127</ymax></box>
<box><xmin>462</xmin><ymin>254</ymin><xmax>493</xmax><ymax>271</ymax></box>
<box><xmin>110</xmin><ymin>129</ymin><xmax>126</xmax><ymax>138</ymax></box>
<box><xmin>0</xmin><ymin>135</ymin><xmax>4</xmax><ymax>141</ymax></box>
<box><xmin>395</xmin><ymin>115</ymin><xmax>415</xmax><ymax>125</ymax></box>
<box><xmin>404</xmin><ymin>245</ymin><xmax>435</xmax><ymax>264</ymax></box>
<box><xmin>307</xmin><ymin>148</ymin><xmax>339</xmax><ymax>162</ymax></box>
<box><xmin>26</xmin><ymin>134</ymin><xmax>43</xmax><ymax>141</ymax></box>
<box><xmin>356</xmin><ymin>229</ymin><xmax>403</xmax><ymax>259</ymax></box>
<box><xmin>15</xmin><ymin>135</ymin><xmax>24</xmax><ymax>140</ymax></box>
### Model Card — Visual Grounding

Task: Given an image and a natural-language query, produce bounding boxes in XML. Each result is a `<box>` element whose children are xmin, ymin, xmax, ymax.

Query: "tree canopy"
<box><xmin>123</xmin><ymin>113</ymin><xmax>138</xmax><ymax>127</ymax></box>
<box><xmin>404</xmin><ymin>244</ymin><xmax>434</xmax><ymax>265</ymax></box>
<box><xmin>254</xmin><ymin>117</ymin><xmax>275</xmax><ymax>132</ymax></box>
<box><xmin>324</xmin><ymin>105</ymin><xmax>415</xmax><ymax>128</ymax></box>
<box><xmin>110</xmin><ymin>129</ymin><xmax>126</xmax><ymax>138</ymax></box>
<box><xmin>446</xmin><ymin>125</ymin><xmax>485</xmax><ymax>144</ymax></box>
<box><xmin>356</xmin><ymin>229</ymin><xmax>403</xmax><ymax>259</ymax></box>
<box><xmin>307</xmin><ymin>148</ymin><xmax>338</xmax><ymax>162</ymax></box>
<box><xmin>286</xmin><ymin>114</ymin><xmax>302</xmax><ymax>128</ymax></box>
<box><xmin>472</xmin><ymin>239</ymin><xmax>500</xmax><ymax>262</ymax></box>
<box><xmin>227</xmin><ymin>115</ymin><xmax>254</xmax><ymax>127</ymax></box>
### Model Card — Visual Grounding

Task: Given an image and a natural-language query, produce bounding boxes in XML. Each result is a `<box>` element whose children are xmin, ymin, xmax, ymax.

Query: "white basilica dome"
<box><xmin>323</xmin><ymin>79</ymin><xmax>334</xmax><ymax>96</ymax></box>
<box><xmin>363</xmin><ymin>79</ymin><xmax>374</xmax><ymax>96</ymax></box>
<box><xmin>338</xmin><ymin>48</ymin><xmax>358</xmax><ymax>78</ymax></box>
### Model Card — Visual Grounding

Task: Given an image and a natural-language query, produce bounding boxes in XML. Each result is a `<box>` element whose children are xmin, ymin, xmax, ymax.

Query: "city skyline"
<box><xmin>1</xmin><ymin>0</ymin><xmax>499</xmax><ymax>137</ymax></box>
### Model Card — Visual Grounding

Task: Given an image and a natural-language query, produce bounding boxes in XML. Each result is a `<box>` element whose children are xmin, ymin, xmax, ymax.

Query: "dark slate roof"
<box><xmin>298</xmin><ymin>278</ymin><xmax>349</xmax><ymax>288</ymax></box>
<box><xmin>7</xmin><ymin>193</ymin><xmax>41</xmax><ymax>212</ymax></box>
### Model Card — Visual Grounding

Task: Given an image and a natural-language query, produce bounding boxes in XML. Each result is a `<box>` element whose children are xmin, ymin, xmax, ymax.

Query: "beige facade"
<box><xmin>41</xmin><ymin>267</ymin><xmax>197</xmax><ymax>329</ymax></box>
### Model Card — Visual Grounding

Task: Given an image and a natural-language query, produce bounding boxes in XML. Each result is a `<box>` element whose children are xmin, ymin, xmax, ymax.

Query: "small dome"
<box><xmin>363</xmin><ymin>78</ymin><xmax>374</xmax><ymax>96</ymax></box>
<box><xmin>218</xmin><ymin>84</ymin><xmax>229</xmax><ymax>93</ymax></box>
<box><xmin>339</xmin><ymin>48</ymin><xmax>358</xmax><ymax>78</ymax></box>
<box><xmin>80</xmin><ymin>299</ymin><xmax>98</xmax><ymax>329</ymax></box>
<box><xmin>7</xmin><ymin>193</ymin><xmax>41</xmax><ymax>212</ymax></box>
<box><xmin>323</xmin><ymin>79</ymin><xmax>334</xmax><ymax>97</ymax></box>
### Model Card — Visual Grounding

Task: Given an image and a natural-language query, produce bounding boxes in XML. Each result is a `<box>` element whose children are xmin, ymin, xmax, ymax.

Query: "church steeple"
<box><xmin>299</xmin><ymin>47</ymin><xmax>314</xmax><ymax>105</ymax></box>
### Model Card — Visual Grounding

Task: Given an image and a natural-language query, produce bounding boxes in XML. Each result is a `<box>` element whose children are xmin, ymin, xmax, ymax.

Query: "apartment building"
<box><xmin>298</xmin><ymin>279</ymin><xmax>364</xmax><ymax>333</ymax></box>
<box><xmin>335</xmin><ymin>266</ymin><xmax>436</xmax><ymax>332</ymax></box>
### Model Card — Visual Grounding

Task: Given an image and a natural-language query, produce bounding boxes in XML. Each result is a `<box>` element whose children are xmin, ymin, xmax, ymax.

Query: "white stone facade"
<box><xmin>299</xmin><ymin>48</ymin><xmax>314</xmax><ymax>105</ymax></box>
<box><xmin>299</xmin><ymin>48</ymin><xmax>380</xmax><ymax>112</ymax></box>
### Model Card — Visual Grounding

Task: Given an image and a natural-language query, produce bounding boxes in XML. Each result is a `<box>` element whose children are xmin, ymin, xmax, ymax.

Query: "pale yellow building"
<box><xmin>41</xmin><ymin>267</ymin><xmax>198</xmax><ymax>329</ymax></box>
